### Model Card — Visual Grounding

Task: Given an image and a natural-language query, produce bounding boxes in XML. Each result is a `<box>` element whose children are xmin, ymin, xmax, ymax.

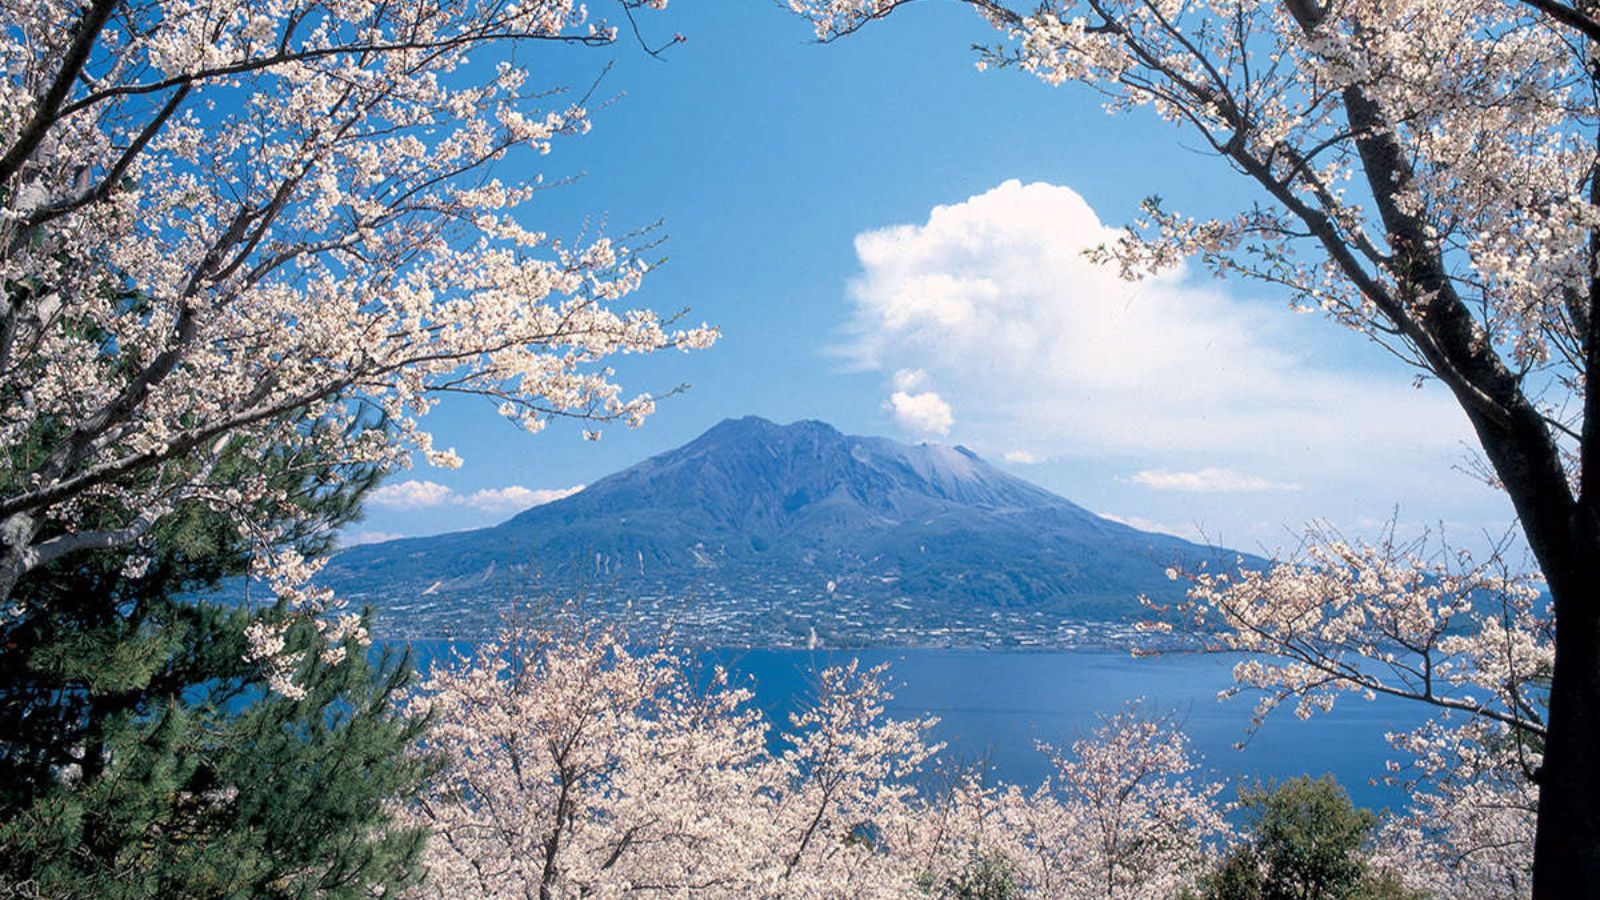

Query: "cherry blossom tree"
<box><xmin>1161</xmin><ymin>529</ymin><xmax>1548</xmax><ymax>737</ymax></box>
<box><xmin>766</xmin><ymin>659</ymin><xmax>943</xmax><ymax>896</ymax></box>
<box><xmin>0</xmin><ymin>0</ymin><xmax>716</xmax><ymax>650</ymax></box>
<box><xmin>409</xmin><ymin>621</ymin><xmax>1232</xmax><ymax>898</ymax></box>
<box><xmin>785</xmin><ymin>699</ymin><xmax>1231</xmax><ymax>898</ymax></box>
<box><xmin>787</xmin><ymin>0</ymin><xmax>1600</xmax><ymax>892</ymax></box>
<box><xmin>1158</xmin><ymin>529</ymin><xmax>1548</xmax><ymax>894</ymax></box>
<box><xmin>775</xmin><ymin>699</ymin><xmax>1231</xmax><ymax>898</ymax></box>
<box><xmin>405</xmin><ymin>623</ymin><xmax>772</xmax><ymax>898</ymax></box>
<box><xmin>980</xmin><ymin>708</ymin><xmax>1229</xmax><ymax>898</ymax></box>
<box><xmin>1375</xmin><ymin>715</ymin><xmax>1540</xmax><ymax>897</ymax></box>
<box><xmin>409</xmin><ymin>626</ymin><xmax>943</xmax><ymax>898</ymax></box>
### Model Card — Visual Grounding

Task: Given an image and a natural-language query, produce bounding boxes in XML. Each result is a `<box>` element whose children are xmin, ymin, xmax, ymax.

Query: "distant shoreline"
<box><xmin>384</xmin><ymin>636</ymin><xmax>1221</xmax><ymax>656</ymax></box>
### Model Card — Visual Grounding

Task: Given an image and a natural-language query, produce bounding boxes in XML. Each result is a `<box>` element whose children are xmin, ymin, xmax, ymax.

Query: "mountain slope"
<box><xmin>326</xmin><ymin>417</ymin><xmax>1241</xmax><ymax>644</ymax></box>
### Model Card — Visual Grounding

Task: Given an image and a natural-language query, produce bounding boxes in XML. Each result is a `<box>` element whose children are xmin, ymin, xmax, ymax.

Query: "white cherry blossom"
<box><xmin>0</xmin><ymin>0</ymin><xmax>716</xmax><ymax>665</ymax></box>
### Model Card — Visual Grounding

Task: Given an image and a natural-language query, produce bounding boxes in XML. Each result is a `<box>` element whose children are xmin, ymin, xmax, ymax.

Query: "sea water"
<box><xmin>407</xmin><ymin>641</ymin><xmax>1432</xmax><ymax>811</ymax></box>
<box><xmin>716</xmin><ymin>647</ymin><xmax>1430</xmax><ymax>811</ymax></box>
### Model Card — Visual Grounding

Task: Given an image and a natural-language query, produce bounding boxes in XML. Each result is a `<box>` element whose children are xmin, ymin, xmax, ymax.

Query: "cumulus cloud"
<box><xmin>462</xmin><ymin>484</ymin><xmax>586</xmax><ymax>513</ymax></box>
<box><xmin>342</xmin><ymin>530</ymin><xmax>407</xmax><ymax>547</ymax></box>
<box><xmin>1129</xmin><ymin>467</ymin><xmax>1301</xmax><ymax>493</ymax></box>
<box><xmin>368</xmin><ymin>479</ymin><xmax>584</xmax><ymax>514</ymax></box>
<box><xmin>1097</xmin><ymin>511</ymin><xmax>1205</xmax><ymax>542</ymax></box>
<box><xmin>368</xmin><ymin>479</ymin><xmax>455</xmax><ymax>510</ymax></box>
<box><xmin>1003</xmin><ymin>450</ymin><xmax>1043</xmax><ymax>464</ymax></box>
<box><xmin>888</xmin><ymin>389</ymin><xmax>954</xmax><ymax>435</ymax></box>
<box><xmin>838</xmin><ymin>179</ymin><xmax>1471</xmax><ymax>484</ymax></box>
<box><xmin>891</xmin><ymin>367</ymin><xmax>930</xmax><ymax>391</ymax></box>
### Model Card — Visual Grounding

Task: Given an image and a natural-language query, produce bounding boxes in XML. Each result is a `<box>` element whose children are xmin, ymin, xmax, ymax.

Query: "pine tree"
<box><xmin>1199</xmin><ymin>775</ymin><xmax>1426</xmax><ymax>900</ymax></box>
<box><xmin>0</xmin><ymin>435</ymin><xmax>435</xmax><ymax>898</ymax></box>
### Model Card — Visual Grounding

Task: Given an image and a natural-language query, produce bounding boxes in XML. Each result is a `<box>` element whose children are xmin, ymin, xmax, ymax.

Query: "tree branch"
<box><xmin>0</xmin><ymin>0</ymin><xmax>120</xmax><ymax>189</ymax></box>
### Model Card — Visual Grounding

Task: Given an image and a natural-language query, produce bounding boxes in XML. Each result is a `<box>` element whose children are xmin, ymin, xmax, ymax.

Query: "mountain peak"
<box><xmin>611</xmin><ymin>416</ymin><xmax>1058</xmax><ymax>521</ymax></box>
<box><xmin>326</xmin><ymin>415</ymin><xmax>1238</xmax><ymax>643</ymax></box>
<box><xmin>697</xmin><ymin>415</ymin><xmax>840</xmax><ymax>442</ymax></box>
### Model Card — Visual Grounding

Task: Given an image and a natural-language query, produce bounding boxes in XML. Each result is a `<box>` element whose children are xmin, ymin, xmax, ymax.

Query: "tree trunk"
<box><xmin>1532</xmin><ymin>521</ymin><xmax>1600</xmax><ymax>898</ymax></box>
<box><xmin>1410</xmin><ymin>351</ymin><xmax>1595</xmax><ymax>897</ymax></box>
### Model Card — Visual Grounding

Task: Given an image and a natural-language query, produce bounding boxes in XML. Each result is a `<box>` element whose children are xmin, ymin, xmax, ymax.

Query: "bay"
<box><xmin>715</xmin><ymin>648</ymin><xmax>1431</xmax><ymax>811</ymax></box>
<box><xmin>407</xmin><ymin>643</ymin><xmax>1433</xmax><ymax>812</ymax></box>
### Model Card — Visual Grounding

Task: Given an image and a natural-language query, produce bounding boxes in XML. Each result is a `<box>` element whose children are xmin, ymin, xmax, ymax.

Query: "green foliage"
<box><xmin>1201</xmin><ymin>841</ymin><xmax>1266</xmax><ymax>900</ymax></box>
<box><xmin>1246</xmin><ymin>774</ymin><xmax>1374</xmax><ymax>898</ymax></box>
<box><xmin>0</xmin><ymin>429</ymin><xmax>435</xmax><ymax>898</ymax></box>
<box><xmin>1199</xmin><ymin>775</ymin><xmax>1427</xmax><ymax>900</ymax></box>
<box><xmin>920</xmin><ymin>850</ymin><xmax>1023</xmax><ymax>900</ymax></box>
<box><xmin>1348</xmin><ymin>869</ymin><xmax>1429</xmax><ymax>900</ymax></box>
<box><xmin>1</xmin><ymin>604</ymin><xmax>434</xmax><ymax>898</ymax></box>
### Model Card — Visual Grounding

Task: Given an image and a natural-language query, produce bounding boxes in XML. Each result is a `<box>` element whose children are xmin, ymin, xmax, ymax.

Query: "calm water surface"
<box><xmin>409</xmin><ymin>643</ymin><xmax>1431</xmax><ymax>811</ymax></box>
<box><xmin>715</xmin><ymin>648</ymin><xmax>1429</xmax><ymax>810</ymax></box>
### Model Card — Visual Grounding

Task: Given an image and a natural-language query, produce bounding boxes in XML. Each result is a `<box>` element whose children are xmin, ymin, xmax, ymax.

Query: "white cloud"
<box><xmin>1003</xmin><ymin>450</ymin><xmax>1043</xmax><ymax>464</ymax></box>
<box><xmin>1129</xmin><ymin>467</ymin><xmax>1301</xmax><ymax>493</ymax></box>
<box><xmin>891</xmin><ymin>367</ymin><xmax>930</xmax><ymax>391</ymax></box>
<box><xmin>343</xmin><ymin>530</ymin><xmax>407</xmax><ymax>547</ymax></box>
<box><xmin>462</xmin><ymin>484</ymin><xmax>585</xmax><ymax>513</ymax></box>
<box><xmin>888</xmin><ymin>390</ymin><xmax>954</xmax><ymax>435</ymax></box>
<box><xmin>1097</xmin><ymin>511</ymin><xmax>1205</xmax><ymax>542</ymax></box>
<box><xmin>368</xmin><ymin>479</ymin><xmax>455</xmax><ymax>509</ymax></box>
<box><xmin>368</xmin><ymin>479</ymin><xmax>584</xmax><ymax>514</ymax></box>
<box><xmin>838</xmin><ymin>179</ymin><xmax>1472</xmax><ymax>484</ymax></box>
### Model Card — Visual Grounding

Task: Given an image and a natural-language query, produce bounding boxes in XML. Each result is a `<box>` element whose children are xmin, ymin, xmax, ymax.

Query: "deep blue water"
<box><xmin>712</xmin><ymin>648</ymin><xmax>1429</xmax><ymax>812</ymax></box>
<box><xmin>407</xmin><ymin>643</ymin><xmax>1431</xmax><ymax>812</ymax></box>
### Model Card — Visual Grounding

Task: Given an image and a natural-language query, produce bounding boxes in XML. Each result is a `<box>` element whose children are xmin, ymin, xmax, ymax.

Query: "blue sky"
<box><xmin>347</xmin><ymin>1</ymin><xmax>1513</xmax><ymax>558</ymax></box>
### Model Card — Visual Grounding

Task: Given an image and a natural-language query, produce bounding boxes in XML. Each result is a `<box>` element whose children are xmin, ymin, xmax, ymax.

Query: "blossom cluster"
<box><xmin>1157</xmin><ymin>529</ymin><xmax>1545</xmax><ymax>893</ymax></box>
<box><xmin>0</xmin><ymin>0</ymin><xmax>715</xmax><ymax>673</ymax></box>
<box><xmin>407</xmin><ymin>622</ymin><xmax>1235</xmax><ymax>898</ymax></box>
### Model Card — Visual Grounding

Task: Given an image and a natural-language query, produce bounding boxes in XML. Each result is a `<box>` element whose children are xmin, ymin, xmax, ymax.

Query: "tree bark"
<box><xmin>1533</xmin><ymin>533</ymin><xmax>1600</xmax><ymax>897</ymax></box>
<box><xmin>1328</xmin><ymin>34</ymin><xmax>1600</xmax><ymax>896</ymax></box>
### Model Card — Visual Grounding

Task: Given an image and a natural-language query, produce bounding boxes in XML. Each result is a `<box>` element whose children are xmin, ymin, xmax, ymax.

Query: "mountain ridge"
<box><xmin>326</xmin><ymin>416</ymin><xmax>1242</xmax><ymax>645</ymax></box>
